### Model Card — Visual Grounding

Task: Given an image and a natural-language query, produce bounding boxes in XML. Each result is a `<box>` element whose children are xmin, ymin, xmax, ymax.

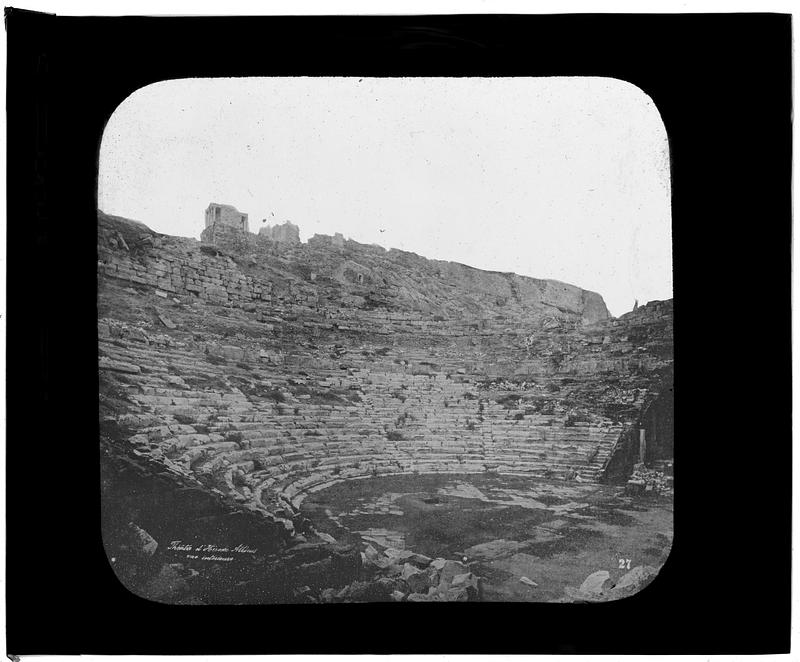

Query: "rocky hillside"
<box><xmin>98</xmin><ymin>211</ymin><xmax>673</xmax><ymax>600</ymax></box>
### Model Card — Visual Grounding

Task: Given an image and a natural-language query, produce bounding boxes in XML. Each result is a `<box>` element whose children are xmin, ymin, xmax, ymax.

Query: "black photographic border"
<box><xmin>5</xmin><ymin>9</ymin><xmax>792</xmax><ymax>654</ymax></box>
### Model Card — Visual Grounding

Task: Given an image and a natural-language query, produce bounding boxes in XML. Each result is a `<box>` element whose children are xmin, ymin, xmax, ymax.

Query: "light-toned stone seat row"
<box><xmin>99</xmin><ymin>318</ymin><xmax>627</xmax><ymax>519</ymax></box>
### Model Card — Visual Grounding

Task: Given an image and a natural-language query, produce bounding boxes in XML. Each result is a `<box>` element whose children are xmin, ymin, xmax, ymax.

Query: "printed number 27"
<box><xmin>618</xmin><ymin>558</ymin><xmax>631</xmax><ymax>570</ymax></box>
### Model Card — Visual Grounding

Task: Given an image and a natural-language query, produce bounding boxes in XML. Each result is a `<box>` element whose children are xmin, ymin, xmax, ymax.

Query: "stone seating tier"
<box><xmin>98</xmin><ymin>212</ymin><xmax>672</xmax><ymax>534</ymax></box>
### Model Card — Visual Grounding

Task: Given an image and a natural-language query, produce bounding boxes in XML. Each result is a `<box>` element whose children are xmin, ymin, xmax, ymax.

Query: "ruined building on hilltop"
<box><xmin>205</xmin><ymin>202</ymin><xmax>248</xmax><ymax>232</ymax></box>
<box><xmin>309</xmin><ymin>232</ymin><xmax>345</xmax><ymax>248</ymax></box>
<box><xmin>259</xmin><ymin>220</ymin><xmax>301</xmax><ymax>244</ymax></box>
<box><xmin>201</xmin><ymin>202</ymin><xmax>252</xmax><ymax>248</ymax></box>
<box><xmin>200</xmin><ymin>203</ymin><xmax>302</xmax><ymax>248</ymax></box>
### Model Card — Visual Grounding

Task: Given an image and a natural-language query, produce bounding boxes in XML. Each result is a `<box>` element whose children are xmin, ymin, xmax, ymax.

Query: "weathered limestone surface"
<box><xmin>98</xmin><ymin>211</ymin><xmax>673</xmax><ymax>537</ymax></box>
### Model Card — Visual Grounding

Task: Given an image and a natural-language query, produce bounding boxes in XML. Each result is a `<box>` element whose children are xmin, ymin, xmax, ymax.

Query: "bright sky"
<box><xmin>99</xmin><ymin>77</ymin><xmax>672</xmax><ymax>317</ymax></box>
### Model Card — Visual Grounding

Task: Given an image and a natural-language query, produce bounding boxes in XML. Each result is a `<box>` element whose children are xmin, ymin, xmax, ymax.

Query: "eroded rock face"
<box><xmin>98</xmin><ymin>211</ymin><xmax>673</xmax><ymax>602</ymax></box>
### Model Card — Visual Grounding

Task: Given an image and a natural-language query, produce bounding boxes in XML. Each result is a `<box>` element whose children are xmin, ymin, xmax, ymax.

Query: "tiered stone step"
<box><xmin>100</xmin><ymin>331</ymin><xmax>625</xmax><ymax>519</ymax></box>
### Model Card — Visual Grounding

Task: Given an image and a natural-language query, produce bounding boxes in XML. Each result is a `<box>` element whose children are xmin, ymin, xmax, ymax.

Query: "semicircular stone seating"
<box><xmin>97</xmin><ymin>212</ymin><xmax>673</xmax><ymax>536</ymax></box>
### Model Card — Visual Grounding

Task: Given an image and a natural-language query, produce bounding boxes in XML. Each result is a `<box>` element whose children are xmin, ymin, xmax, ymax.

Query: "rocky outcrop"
<box><xmin>99</xmin><ymin>211</ymin><xmax>609</xmax><ymax>324</ymax></box>
<box><xmin>98</xmin><ymin>210</ymin><xmax>673</xmax><ymax>587</ymax></box>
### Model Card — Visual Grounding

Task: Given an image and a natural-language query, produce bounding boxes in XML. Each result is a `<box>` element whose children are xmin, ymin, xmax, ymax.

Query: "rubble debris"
<box><xmin>127</xmin><ymin>522</ymin><xmax>158</xmax><ymax>557</ymax></box>
<box><xmin>157</xmin><ymin>311</ymin><xmax>177</xmax><ymax>330</ymax></box>
<box><xmin>579</xmin><ymin>570</ymin><xmax>610</xmax><ymax>594</ymax></box>
<box><xmin>565</xmin><ymin>565</ymin><xmax>658</xmax><ymax>603</ymax></box>
<box><xmin>613</xmin><ymin>565</ymin><xmax>657</xmax><ymax>594</ymax></box>
<box><xmin>625</xmin><ymin>463</ymin><xmax>673</xmax><ymax>497</ymax></box>
<box><xmin>320</xmin><ymin>541</ymin><xmax>483</xmax><ymax>603</ymax></box>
